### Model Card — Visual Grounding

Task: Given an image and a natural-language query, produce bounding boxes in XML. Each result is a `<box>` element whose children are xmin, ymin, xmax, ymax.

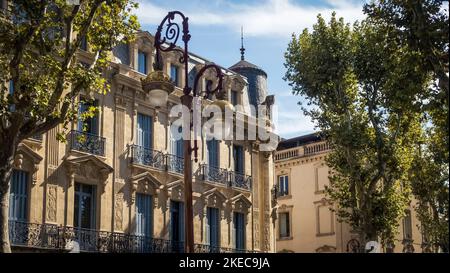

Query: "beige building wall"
<box><xmin>274</xmin><ymin>138</ymin><xmax>423</xmax><ymax>253</ymax></box>
<box><xmin>8</xmin><ymin>31</ymin><xmax>276</xmax><ymax>253</ymax></box>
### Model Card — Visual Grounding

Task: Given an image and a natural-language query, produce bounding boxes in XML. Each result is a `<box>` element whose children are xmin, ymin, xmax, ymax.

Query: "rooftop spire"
<box><xmin>240</xmin><ymin>26</ymin><xmax>245</xmax><ymax>61</ymax></box>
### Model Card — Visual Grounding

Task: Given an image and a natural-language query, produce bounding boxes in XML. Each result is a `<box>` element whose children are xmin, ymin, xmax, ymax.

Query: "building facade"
<box><xmin>7</xmin><ymin>31</ymin><xmax>277</xmax><ymax>253</ymax></box>
<box><xmin>274</xmin><ymin>133</ymin><xmax>424</xmax><ymax>253</ymax></box>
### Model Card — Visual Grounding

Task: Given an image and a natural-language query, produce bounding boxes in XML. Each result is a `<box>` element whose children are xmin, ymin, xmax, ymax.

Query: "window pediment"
<box><xmin>130</xmin><ymin>171</ymin><xmax>163</xmax><ymax>195</ymax></box>
<box><xmin>202</xmin><ymin>188</ymin><xmax>227</xmax><ymax>208</ymax></box>
<box><xmin>229</xmin><ymin>193</ymin><xmax>252</xmax><ymax>212</ymax></box>
<box><xmin>65</xmin><ymin>155</ymin><xmax>113</xmax><ymax>179</ymax></box>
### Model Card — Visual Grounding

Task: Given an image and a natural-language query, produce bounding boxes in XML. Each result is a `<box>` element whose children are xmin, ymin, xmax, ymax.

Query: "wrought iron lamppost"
<box><xmin>141</xmin><ymin>11</ymin><xmax>234</xmax><ymax>253</ymax></box>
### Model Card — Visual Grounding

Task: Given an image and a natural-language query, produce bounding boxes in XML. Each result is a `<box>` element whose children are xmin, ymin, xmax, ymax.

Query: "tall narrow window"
<box><xmin>170</xmin><ymin>64</ymin><xmax>179</xmax><ymax>86</ymax></box>
<box><xmin>135</xmin><ymin>193</ymin><xmax>152</xmax><ymax>237</ymax></box>
<box><xmin>171</xmin><ymin>126</ymin><xmax>183</xmax><ymax>158</ymax></box>
<box><xmin>233</xmin><ymin>145</ymin><xmax>244</xmax><ymax>174</ymax></box>
<box><xmin>137</xmin><ymin>113</ymin><xmax>152</xmax><ymax>149</ymax></box>
<box><xmin>206</xmin><ymin>207</ymin><xmax>220</xmax><ymax>248</ymax></box>
<box><xmin>74</xmin><ymin>183</ymin><xmax>96</xmax><ymax>229</ymax></box>
<box><xmin>278</xmin><ymin>175</ymin><xmax>289</xmax><ymax>196</ymax></box>
<box><xmin>9</xmin><ymin>170</ymin><xmax>29</xmax><ymax>221</ymax></box>
<box><xmin>170</xmin><ymin>200</ymin><xmax>185</xmax><ymax>252</ymax></box>
<box><xmin>138</xmin><ymin>50</ymin><xmax>147</xmax><ymax>74</ymax></box>
<box><xmin>231</xmin><ymin>90</ymin><xmax>239</xmax><ymax>106</ymax></box>
<box><xmin>279</xmin><ymin>212</ymin><xmax>290</xmax><ymax>238</ymax></box>
<box><xmin>403</xmin><ymin>210</ymin><xmax>413</xmax><ymax>240</ymax></box>
<box><xmin>78</xmin><ymin>99</ymin><xmax>99</xmax><ymax>135</ymax></box>
<box><xmin>207</xmin><ymin>139</ymin><xmax>219</xmax><ymax>168</ymax></box>
<box><xmin>233</xmin><ymin>212</ymin><xmax>245</xmax><ymax>250</ymax></box>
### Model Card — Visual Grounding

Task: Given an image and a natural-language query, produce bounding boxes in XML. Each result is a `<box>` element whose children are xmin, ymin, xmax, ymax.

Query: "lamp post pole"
<box><xmin>153</xmin><ymin>11</ymin><xmax>224</xmax><ymax>253</ymax></box>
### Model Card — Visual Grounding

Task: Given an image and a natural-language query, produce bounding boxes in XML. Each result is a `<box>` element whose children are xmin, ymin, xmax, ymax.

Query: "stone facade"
<box><xmin>274</xmin><ymin>134</ymin><xmax>424</xmax><ymax>253</ymax></box>
<box><xmin>7</xmin><ymin>31</ymin><xmax>276</xmax><ymax>253</ymax></box>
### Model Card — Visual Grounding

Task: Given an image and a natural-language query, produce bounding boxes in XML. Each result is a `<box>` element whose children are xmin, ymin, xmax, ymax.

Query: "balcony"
<box><xmin>274</xmin><ymin>141</ymin><xmax>330</xmax><ymax>162</ymax></box>
<box><xmin>201</xmin><ymin>164</ymin><xmax>252</xmax><ymax>191</ymax></box>
<box><xmin>9</xmin><ymin>221</ymin><xmax>258</xmax><ymax>253</ymax></box>
<box><xmin>129</xmin><ymin>144</ymin><xmax>165</xmax><ymax>170</ymax></box>
<box><xmin>229</xmin><ymin>171</ymin><xmax>252</xmax><ymax>191</ymax></box>
<box><xmin>167</xmin><ymin>154</ymin><xmax>184</xmax><ymax>174</ymax></box>
<box><xmin>201</xmin><ymin>164</ymin><xmax>229</xmax><ymax>187</ymax></box>
<box><xmin>69</xmin><ymin>130</ymin><xmax>105</xmax><ymax>156</ymax></box>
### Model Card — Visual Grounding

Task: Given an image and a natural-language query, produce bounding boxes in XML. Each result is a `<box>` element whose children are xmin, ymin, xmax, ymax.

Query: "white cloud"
<box><xmin>135</xmin><ymin>0</ymin><xmax>366</xmax><ymax>38</ymax></box>
<box><xmin>272</xmin><ymin>103</ymin><xmax>316</xmax><ymax>138</ymax></box>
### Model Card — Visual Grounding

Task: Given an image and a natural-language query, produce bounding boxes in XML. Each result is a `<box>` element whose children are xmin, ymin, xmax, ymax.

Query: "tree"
<box><xmin>0</xmin><ymin>0</ymin><xmax>139</xmax><ymax>253</ymax></box>
<box><xmin>284</xmin><ymin>13</ymin><xmax>428</xmax><ymax>248</ymax></box>
<box><xmin>409</xmin><ymin>130</ymin><xmax>449</xmax><ymax>252</ymax></box>
<box><xmin>365</xmin><ymin>0</ymin><xmax>449</xmax><ymax>252</ymax></box>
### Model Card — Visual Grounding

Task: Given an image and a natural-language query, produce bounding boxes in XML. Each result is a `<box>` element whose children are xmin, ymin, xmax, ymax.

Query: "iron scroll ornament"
<box><xmin>153</xmin><ymin>11</ymin><xmax>224</xmax><ymax>99</ymax></box>
<box><xmin>153</xmin><ymin>10</ymin><xmax>226</xmax><ymax>163</ymax></box>
<box><xmin>154</xmin><ymin>11</ymin><xmax>190</xmax><ymax>64</ymax></box>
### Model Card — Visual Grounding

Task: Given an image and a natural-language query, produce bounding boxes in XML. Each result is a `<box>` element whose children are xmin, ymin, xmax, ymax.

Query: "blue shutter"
<box><xmin>278</xmin><ymin>176</ymin><xmax>284</xmax><ymax>195</ymax></box>
<box><xmin>235</xmin><ymin>212</ymin><xmax>245</xmax><ymax>249</ymax></box>
<box><xmin>9</xmin><ymin>170</ymin><xmax>29</xmax><ymax>221</ymax></box>
<box><xmin>233</xmin><ymin>145</ymin><xmax>244</xmax><ymax>174</ymax></box>
<box><xmin>170</xmin><ymin>65</ymin><xmax>178</xmax><ymax>86</ymax></box>
<box><xmin>136</xmin><ymin>193</ymin><xmax>152</xmax><ymax>237</ymax></box>
<box><xmin>137</xmin><ymin>113</ymin><xmax>152</xmax><ymax>149</ymax></box>
<box><xmin>138</xmin><ymin>51</ymin><xmax>147</xmax><ymax>74</ymax></box>
<box><xmin>172</xmin><ymin>126</ymin><xmax>183</xmax><ymax>158</ymax></box>
<box><xmin>207</xmin><ymin>140</ymin><xmax>219</xmax><ymax>168</ymax></box>
<box><xmin>207</xmin><ymin>207</ymin><xmax>219</xmax><ymax>247</ymax></box>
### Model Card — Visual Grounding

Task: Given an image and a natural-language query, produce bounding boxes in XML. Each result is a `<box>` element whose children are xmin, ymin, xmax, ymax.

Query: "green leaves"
<box><xmin>284</xmin><ymin>2</ymin><xmax>447</xmax><ymax>246</ymax></box>
<box><xmin>0</xmin><ymin>0</ymin><xmax>139</xmax><ymax>141</ymax></box>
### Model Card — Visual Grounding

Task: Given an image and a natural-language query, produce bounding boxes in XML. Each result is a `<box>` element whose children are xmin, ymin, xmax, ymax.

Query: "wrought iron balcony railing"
<box><xmin>9</xmin><ymin>221</ymin><xmax>258</xmax><ymax>253</ymax></box>
<box><xmin>69</xmin><ymin>130</ymin><xmax>105</xmax><ymax>156</ymax></box>
<box><xmin>229</xmin><ymin>171</ymin><xmax>252</xmax><ymax>191</ymax></box>
<box><xmin>201</xmin><ymin>164</ymin><xmax>252</xmax><ymax>191</ymax></box>
<box><xmin>201</xmin><ymin>164</ymin><xmax>229</xmax><ymax>187</ymax></box>
<box><xmin>167</xmin><ymin>154</ymin><xmax>184</xmax><ymax>174</ymax></box>
<box><xmin>129</xmin><ymin>144</ymin><xmax>165</xmax><ymax>170</ymax></box>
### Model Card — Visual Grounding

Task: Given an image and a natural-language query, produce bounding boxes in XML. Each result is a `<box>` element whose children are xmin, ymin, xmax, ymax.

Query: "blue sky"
<box><xmin>134</xmin><ymin>0</ymin><xmax>367</xmax><ymax>139</ymax></box>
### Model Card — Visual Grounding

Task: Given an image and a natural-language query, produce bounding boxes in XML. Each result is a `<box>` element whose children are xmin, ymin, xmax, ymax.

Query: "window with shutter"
<box><xmin>9</xmin><ymin>170</ymin><xmax>29</xmax><ymax>221</ymax></box>
<box><xmin>74</xmin><ymin>183</ymin><xmax>96</xmax><ymax>229</ymax></box>
<box><xmin>170</xmin><ymin>200</ymin><xmax>185</xmax><ymax>252</ymax></box>
<box><xmin>78</xmin><ymin>99</ymin><xmax>99</xmax><ymax>135</ymax></box>
<box><xmin>135</xmin><ymin>193</ymin><xmax>152</xmax><ymax>237</ymax></box>
<box><xmin>207</xmin><ymin>207</ymin><xmax>220</xmax><ymax>247</ymax></box>
<box><xmin>138</xmin><ymin>50</ymin><xmax>147</xmax><ymax>74</ymax></box>
<box><xmin>207</xmin><ymin>139</ymin><xmax>219</xmax><ymax>168</ymax></box>
<box><xmin>234</xmin><ymin>212</ymin><xmax>245</xmax><ymax>250</ymax></box>
<box><xmin>170</xmin><ymin>65</ymin><xmax>179</xmax><ymax>86</ymax></box>
<box><xmin>137</xmin><ymin>113</ymin><xmax>152</xmax><ymax>149</ymax></box>
<box><xmin>279</xmin><ymin>212</ymin><xmax>290</xmax><ymax>238</ymax></box>
<box><xmin>278</xmin><ymin>175</ymin><xmax>289</xmax><ymax>196</ymax></box>
<box><xmin>233</xmin><ymin>145</ymin><xmax>244</xmax><ymax>174</ymax></box>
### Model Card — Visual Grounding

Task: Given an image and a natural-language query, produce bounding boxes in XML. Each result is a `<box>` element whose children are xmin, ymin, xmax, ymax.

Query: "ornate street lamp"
<box><xmin>141</xmin><ymin>11</ymin><xmax>232</xmax><ymax>253</ymax></box>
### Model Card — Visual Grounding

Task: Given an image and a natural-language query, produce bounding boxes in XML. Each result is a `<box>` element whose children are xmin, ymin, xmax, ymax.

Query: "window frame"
<box><xmin>138</xmin><ymin>50</ymin><xmax>147</xmax><ymax>74</ymax></box>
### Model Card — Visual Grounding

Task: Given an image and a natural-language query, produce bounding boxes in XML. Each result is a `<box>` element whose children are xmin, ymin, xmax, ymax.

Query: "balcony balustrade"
<box><xmin>69</xmin><ymin>130</ymin><xmax>105</xmax><ymax>156</ymax></box>
<box><xmin>9</xmin><ymin>221</ymin><xmax>257</xmax><ymax>253</ymax></box>
<box><xmin>167</xmin><ymin>154</ymin><xmax>184</xmax><ymax>174</ymax></box>
<box><xmin>201</xmin><ymin>164</ymin><xmax>252</xmax><ymax>191</ymax></box>
<box><xmin>129</xmin><ymin>144</ymin><xmax>165</xmax><ymax>170</ymax></box>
